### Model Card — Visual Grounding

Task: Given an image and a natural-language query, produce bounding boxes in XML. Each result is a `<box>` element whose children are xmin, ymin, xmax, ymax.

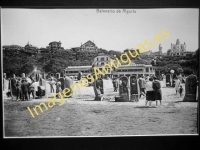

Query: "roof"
<box><xmin>65</xmin><ymin>66</ymin><xmax>92</xmax><ymax>71</ymax></box>
<box><xmin>82</xmin><ymin>40</ymin><xmax>96</xmax><ymax>46</ymax></box>
<box><xmin>49</xmin><ymin>41</ymin><xmax>62</xmax><ymax>45</ymax></box>
<box><xmin>68</xmin><ymin>66</ymin><xmax>92</xmax><ymax>68</ymax></box>
<box><xmin>39</xmin><ymin>47</ymin><xmax>47</xmax><ymax>49</ymax></box>
<box><xmin>116</xmin><ymin>63</ymin><xmax>150</xmax><ymax>69</ymax></box>
<box><xmin>96</xmin><ymin>53</ymin><xmax>111</xmax><ymax>57</ymax></box>
<box><xmin>25</xmin><ymin>43</ymin><xmax>38</xmax><ymax>48</ymax></box>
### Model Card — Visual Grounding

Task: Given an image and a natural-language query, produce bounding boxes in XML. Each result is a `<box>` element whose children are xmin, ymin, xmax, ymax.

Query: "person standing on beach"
<box><xmin>29</xmin><ymin>79</ymin><xmax>36</xmax><ymax>100</ymax></box>
<box><xmin>15</xmin><ymin>78</ymin><xmax>22</xmax><ymax>101</ymax></box>
<box><xmin>10</xmin><ymin>74</ymin><xmax>17</xmax><ymax>100</ymax></box>
<box><xmin>59</xmin><ymin>76</ymin><xmax>65</xmax><ymax>91</ymax></box>
<box><xmin>112</xmin><ymin>77</ymin><xmax>119</xmax><ymax>92</ymax></box>
<box><xmin>55</xmin><ymin>79</ymin><xmax>62</xmax><ymax>98</ymax></box>
<box><xmin>162</xmin><ymin>74</ymin><xmax>166</xmax><ymax>88</ymax></box>
<box><xmin>174</xmin><ymin>77</ymin><xmax>181</xmax><ymax>95</ymax></box>
<box><xmin>138</xmin><ymin>75</ymin><xmax>146</xmax><ymax>98</ymax></box>
<box><xmin>179</xmin><ymin>85</ymin><xmax>184</xmax><ymax>97</ymax></box>
<box><xmin>153</xmin><ymin>76</ymin><xmax>162</xmax><ymax>106</ymax></box>
<box><xmin>145</xmin><ymin>77</ymin><xmax>155</xmax><ymax>106</ymax></box>
<box><xmin>21</xmin><ymin>79</ymin><xmax>29</xmax><ymax>101</ymax></box>
<box><xmin>49</xmin><ymin>77</ymin><xmax>56</xmax><ymax>93</ymax></box>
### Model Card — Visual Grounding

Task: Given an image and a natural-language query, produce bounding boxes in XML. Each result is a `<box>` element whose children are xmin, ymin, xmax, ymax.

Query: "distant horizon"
<box><xmin>2</xmin><ymin>8</ymin><xmax>199</xmax><ymax>53</ymax></box>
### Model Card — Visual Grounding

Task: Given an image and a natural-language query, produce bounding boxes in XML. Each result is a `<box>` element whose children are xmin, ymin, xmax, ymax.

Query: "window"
<box><xmin>146</xmin><ymin>68</ymin><xmax>149</xmax><ymax>72</ymax></box>
<box><xmin>101</xmin><ymin>57</ymin><xmax>104</xmax><ymax>61</ymax></box>
<box><xmin>97</xmin><ymin>58</ymin><xmax>98</xmax><ymax>61</ymax></box>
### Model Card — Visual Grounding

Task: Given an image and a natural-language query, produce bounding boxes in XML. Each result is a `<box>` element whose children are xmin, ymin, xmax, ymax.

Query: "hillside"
<box><xmin>3</xmin><ymin>48</ymin><xmax>123</xmax><ymax>77</ymax></box>
<box><xmin>3</xmin><ymin>48</ymin><xmax>199</xmax><ymax>78</ymax></box>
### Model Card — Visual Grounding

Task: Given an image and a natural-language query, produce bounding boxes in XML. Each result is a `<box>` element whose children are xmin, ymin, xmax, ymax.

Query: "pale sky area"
<box><xmin>1</xmin><ymin>8</ymin><xmax>199</xmax><ymax>52</ymax></box>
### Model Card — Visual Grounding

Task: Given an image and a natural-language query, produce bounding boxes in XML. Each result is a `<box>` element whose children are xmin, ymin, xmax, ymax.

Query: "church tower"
<box><xmin>176</xmin><ymin>39</ymin><xmax>180</xmax><ymax>45</ymax></box>
<box><xmin>159</xmin><ymin>43</ymin><xmax>162</xmax><ymax>55</ymax></box>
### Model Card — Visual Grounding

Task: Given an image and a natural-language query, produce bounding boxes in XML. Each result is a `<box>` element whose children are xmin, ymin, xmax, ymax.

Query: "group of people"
<box><xmin>4</xmin><ymin>70</ymin><xmax>190</xmax><ymax>104</ymax></box>
<box><xmin>5</xmin><ymin>74</ymin><xmax>67</xmax><ymax>101</ymax></box>
<box><xmin>48</xmin><ymin>77</ymin><xmax>62</xmax><ymax>97</ymax></box>
<box><xmin>7</xmin><ymin>75</ymin><xmax>37</xmax><ymax>101</ymax></box>
<box><xmin>144</xmin><ymin>76</ymin><xmax>162</xmax><ymax>107</ymax></box>
<box><xmin>174</xmin><ymin>76</ymin><xmax>184</xmax><ymax>96</ymax></box>
<box><xmin>131</xmin><ymin>75</ymin><xmax>162</xmax><ymax>106</ymax></box>
<box><xmin>112</xmin><ymin>73</ymin><xmax>187</xmax><ymax>106</ymax></box>
<box><xmin>112</xmin><ymin>75</ymin><xmax>167</xmax><ymax>106</ymax></box>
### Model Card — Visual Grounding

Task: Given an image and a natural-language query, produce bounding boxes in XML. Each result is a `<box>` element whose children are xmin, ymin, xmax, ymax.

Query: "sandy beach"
<box><xmin>3</xmin><ymin>81</ymin><xmax>198</xmax><ymax>137</ymax></box>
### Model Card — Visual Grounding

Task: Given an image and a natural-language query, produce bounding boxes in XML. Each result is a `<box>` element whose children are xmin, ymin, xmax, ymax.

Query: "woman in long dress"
<box><xmin>162</xmin><ymin>74</ymin><xmax>166</xmax><ymax>88</ymax></box>
<box><xmin>174</xmin><ymin>77</ymin><xmax>181</xmax><ymax>95</ymax></box>
<box><xmin>49</xmin><ymin>78</ymin><xmax>56</xmax><ymax>93</ymax></box>
<box><xmin>153</xmin><ymin>76</ymin><xmax>162</xmax><ymax>106</ymax></box>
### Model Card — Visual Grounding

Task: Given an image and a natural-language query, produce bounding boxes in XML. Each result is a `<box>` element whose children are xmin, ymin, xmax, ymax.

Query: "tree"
<box><xmin>177</xmin><ymin>68</ymin><xmax>184</xmax><ymax>74</ymax></box>
<box><xmin>183</xmin><ymin>68</ymin><xmax>192</xmax><ymax>75</ymax></box>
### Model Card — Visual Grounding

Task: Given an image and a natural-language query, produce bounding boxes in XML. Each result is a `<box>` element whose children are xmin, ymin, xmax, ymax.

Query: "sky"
<box><xmin>1</xmin><ymin>8</ymin><xmax>199</xmax><ymax>53</ymax></box>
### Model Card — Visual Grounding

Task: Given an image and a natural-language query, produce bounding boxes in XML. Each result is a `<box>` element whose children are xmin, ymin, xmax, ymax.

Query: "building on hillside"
<box><xmin>24</xmin><ymin>42</ymin><xmax>38</xmax><ymax>52</ymax></box>
<box><xmin>48</xmin><ymin>41</ymin><xmax>63</xmax><ymax>52</ymax></box>
<box><xmin>79</xmin><ymin>40</ymin><xmax>98</xmax><ymax>52</ymax></box>
<box><xmin>150</xmin><ymin>44</ymin><xmax>162</xmax><ymax>56</ymax></box>
<box><xmin>167</xmin><ymin>49</ymin><xmax>172</xmax><ymax>55</ymax></box>
<box><xmin>93</xmin><ymin>53</ymin><xmax>113</xmax><ymax>78</ymax></box>
<box><xmin>112</xmin><ymin>63</ymin><xmax>155</xmax><ymax>78</ymax></box>
<box><xmin>167</xmin><ymin>39</ymin><xmax>186</xmax><ymax>56</ymax></box>
<box><xmin>62</xmin><ymin>66</ymin><xmax>92</xmax><ymax>79</ymax></box>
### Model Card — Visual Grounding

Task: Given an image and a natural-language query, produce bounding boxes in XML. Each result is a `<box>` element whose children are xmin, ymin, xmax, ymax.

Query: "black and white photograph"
<box><xmin>1</xmin><ymin>8</ymin><xmax>199</xmax><ymax>137</ymax></box>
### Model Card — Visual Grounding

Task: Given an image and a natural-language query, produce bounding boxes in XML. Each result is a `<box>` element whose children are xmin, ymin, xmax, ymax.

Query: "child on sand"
<box><xmin>179</xmin><ymin>85</ymin><xmax>184</xmax><ymax>97</ymax></box>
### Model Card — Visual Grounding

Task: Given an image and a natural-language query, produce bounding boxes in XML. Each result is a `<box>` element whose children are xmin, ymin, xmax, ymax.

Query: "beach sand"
<box><xmin>3</xmin><ymin>81</ymin><xmax>198</xmax><ymax>137</ymax></box>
